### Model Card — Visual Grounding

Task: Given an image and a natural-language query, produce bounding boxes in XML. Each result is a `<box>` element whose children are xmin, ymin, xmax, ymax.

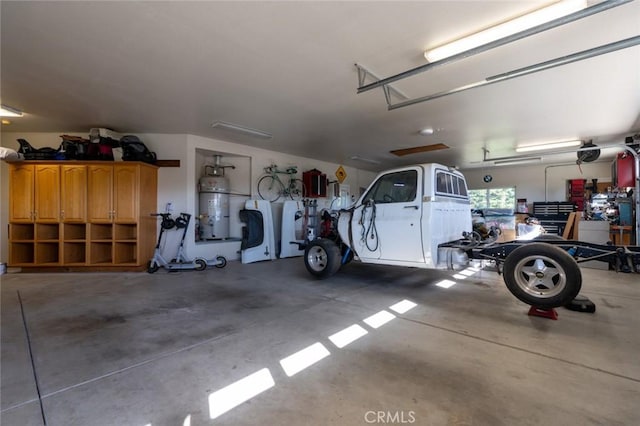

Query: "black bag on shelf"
<box><xmin>59</xmin><ymin>135</ymin><xmax>90</xmax><ymax>160</ymax></box>
<box><xmin>16</xmin><ymin>139</ymin><xmax>57</xmax><ymax>160</ymax></box>
<box><xmin>120</xmin><ymin>135</ymin><xmax>157</xmax><ymax>164</ymax></box>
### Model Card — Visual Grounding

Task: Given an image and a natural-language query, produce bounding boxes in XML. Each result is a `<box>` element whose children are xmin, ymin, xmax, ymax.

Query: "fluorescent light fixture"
<box><xmin>0</xmin><ymin>104</ymin><xmax>23</xmax><ymax>117</ymax></box>
<box><xmin>424</xmin><ymin>0</ymin><xmax>588</xmax><ymax>62</ymax></box>
<box><xmin>350</xmin><ymin>155</ymin><xmax>381</xmax><ymax>165</ymax></box>
<box><xmin>328</xmin><ymin>324</ymin><xmax>369</xmax><ymax>348</ymax></box>
<box><xmin>208</xmin><ymin>368</ymin><xmax>275</xmax><ymax>419</ymax></box>
<box><xmin>363</xmin><ymin>310</ymin><xmax>396</xmax><ymax>329</ymax></box>
<box><xmin>493</xmin><ymin>156</ymin><xmax>542</xmax><ymax>166</ymax></box>
<box><xmin>389</xmin><ymin>299</ymin><xmax>417</xmax><ymax>314</ymax></box>
<box><xmin>279</xmin><ymin>342</ymin><xmax>330</xmax><ymax>377</ymax></box>
<box><xmin>515</xmin><ymin>139</ymin><xmax>582</xmax><ymax>152</ymax></box>
<box><xmin>211</xmin><ymin>121</ymin><xmax>272</xmax><ymax>139</ymax></box>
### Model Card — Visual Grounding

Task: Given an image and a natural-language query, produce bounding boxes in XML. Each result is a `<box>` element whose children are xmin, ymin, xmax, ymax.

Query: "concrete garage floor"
<box><xmin>1</xmin><ymin>259</ymin><xmax>639</xmax><ymax>426</ymax></box>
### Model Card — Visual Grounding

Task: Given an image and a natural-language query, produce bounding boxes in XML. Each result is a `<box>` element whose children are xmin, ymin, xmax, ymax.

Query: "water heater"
<box><xmin>199</xmin><ymin>156</ymin><xmax>234</xmax><ymax>239</ymax></box>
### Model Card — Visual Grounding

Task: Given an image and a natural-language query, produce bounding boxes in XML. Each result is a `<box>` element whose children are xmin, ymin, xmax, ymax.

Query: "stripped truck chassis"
<box><xmin>303</xmin><ymin>162</ymin><xmax>639</xmax><ymax>310</ymax></box>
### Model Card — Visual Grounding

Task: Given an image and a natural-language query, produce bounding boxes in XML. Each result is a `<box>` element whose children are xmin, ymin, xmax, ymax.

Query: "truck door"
<box><xmin>352</xmin><ymin>167</ymin><xmax>424</xmax><ymax>263</ymax></box>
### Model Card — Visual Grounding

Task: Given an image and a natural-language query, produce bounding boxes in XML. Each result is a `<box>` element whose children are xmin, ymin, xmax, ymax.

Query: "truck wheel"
<box><xmin>503</xmin><ymin>242</ymin><xmax>581</xmax><ymax>308</ymax></box>
<box><xmin>305</xmin><ymin>239</ymin><xmax>341</xmax><ymax>278</ymax></box>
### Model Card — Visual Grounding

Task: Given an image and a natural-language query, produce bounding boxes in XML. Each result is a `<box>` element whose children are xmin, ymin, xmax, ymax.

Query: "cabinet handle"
<box><xmin>61</xmin><ymin>210</ymin><xmax>65</xmax><ymax>219</ymax></box>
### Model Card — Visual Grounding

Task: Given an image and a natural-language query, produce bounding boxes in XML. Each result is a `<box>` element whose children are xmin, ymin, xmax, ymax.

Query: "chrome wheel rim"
<box><xmin>307</xmin><ymin>246</ymin><xmax>328</xmax><ymax>272</ymax></box>
<box><xmin>513</xmin><ymin>255</ymin><xmax>567</xmax><ymax>298</ymax></box>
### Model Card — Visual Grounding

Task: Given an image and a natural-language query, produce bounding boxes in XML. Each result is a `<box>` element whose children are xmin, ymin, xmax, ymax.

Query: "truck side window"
<box><xmin>436</xmin><ymin>172</ymin><xmax>448</xmax><ymax>193</ymax></box>
<box><xmin>436</xmin><ymin>170</ymin><xmax>469</xmax><ymax>199</ymax></box>
<box><xmin>365</xmin><ymin>170</ymin><xmax>417</xmax><ymax>203</ymax></box>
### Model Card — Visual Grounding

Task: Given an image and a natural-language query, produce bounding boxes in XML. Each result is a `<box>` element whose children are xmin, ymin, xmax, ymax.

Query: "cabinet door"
<box><xmin>61</xmin><ymin>165</ymin><xmax>87</xmax><ymax>222</ymax></box>
<box><xmin>113</xmin><ymin>165</ymin><xmax>139</xmax><ymax>222</ymax></box>
<box><xmin>87</xmin><ymin>165</ymin><xmax>113</xmax><ymax>222</ymax></box>
<box><xmin>34</xmin><ymin>165</ymin><xmax>60</xmax><ymax>222</ymax></box>
<box><xmin>9</xmin><ymin>164</ymin><xmax>35</xmax><ymax>222</ymax></box>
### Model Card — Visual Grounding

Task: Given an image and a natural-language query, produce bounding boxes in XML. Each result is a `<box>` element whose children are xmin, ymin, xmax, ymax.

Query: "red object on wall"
<box><xmin>568</xmin><ymin>179</ymin><xmax>586</xmax><ymax>211</ymax></box>
<box><xmin>613</xmin><ymin>153</ymin><xmax>636</xmax><ymax>188</ymax></box>
<box><xmin>303</xmin><ymin>169</ymin><xmax>327</xmax><ymax>198</ymax></box>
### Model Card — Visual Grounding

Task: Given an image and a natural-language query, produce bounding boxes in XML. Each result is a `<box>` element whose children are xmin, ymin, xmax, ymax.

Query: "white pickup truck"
<box><xmin>303</xmin><ymin>163</ymin><xmax>640</xmax><ymax>308</ymax></box>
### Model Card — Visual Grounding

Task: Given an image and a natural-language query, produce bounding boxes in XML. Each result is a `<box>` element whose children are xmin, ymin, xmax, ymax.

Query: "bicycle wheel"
<box><xmin>257</xmin><ymin>175</ymin><xmax>283</xmax><ymax>202</ymax></box>
<box><xmin>289</xmin><ymin>179</ymin><xmax>306</xmax><ymax>200</ymax></box>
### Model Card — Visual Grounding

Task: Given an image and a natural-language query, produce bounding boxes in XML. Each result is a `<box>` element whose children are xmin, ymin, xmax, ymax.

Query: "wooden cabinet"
<box><xmin>8</xmin><ymin>161</ymin><xmax>157</xmax><ymax>271</ymax></box>
<box><xmin>34</xmin><ymin>164</ymin><xmax>61</xmax><ymax>222</ymax></box>
<box><xmin>9</xmin><ymin>164</ymin><xmax>35</xmax><ymax>222</ymax></box>
<box><xmin>9</xmin><ymin>164</ymin><xmax>61</xmax><ymax>222</ymax></box>
<box><xmin>88</xmin><ymin>165</ymin><xmax>114</xmax><ymax>222</ymax></box>
<box><xmin>61</xmin><ymin>165</ymin><xmax>87</xmax><ymax>222</ymax></box>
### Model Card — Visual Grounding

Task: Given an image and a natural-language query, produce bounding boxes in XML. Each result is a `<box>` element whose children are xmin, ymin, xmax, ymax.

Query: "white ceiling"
<box><xmin>2</xmin><ymin>1</ymin><xmax>639</xmax><ymax>171</ymax></box>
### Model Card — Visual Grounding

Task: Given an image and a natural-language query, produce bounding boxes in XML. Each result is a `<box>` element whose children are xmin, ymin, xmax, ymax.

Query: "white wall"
<box><xmin>0</xmin><ymin>131</ymin><xmax>376</xmax><ymax>264</ymax></box>
<box><xmin>461</xmin><ymin>160</ymin><xmax>613</xmax><ymax>210</ymax></box>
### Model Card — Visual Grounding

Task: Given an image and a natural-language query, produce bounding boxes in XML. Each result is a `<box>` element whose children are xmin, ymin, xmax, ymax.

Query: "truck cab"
<box><xmin>337</xmin><ymin>163</ymin><xmax>472</xmax><ymax>268</ymax></box>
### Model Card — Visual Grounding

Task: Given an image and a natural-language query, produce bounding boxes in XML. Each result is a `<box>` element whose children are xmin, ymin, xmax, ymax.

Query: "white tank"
<box><xmin>199</xmin><ymin>175</ymin><xmax>230</xmax><ymax>239</ymax></box>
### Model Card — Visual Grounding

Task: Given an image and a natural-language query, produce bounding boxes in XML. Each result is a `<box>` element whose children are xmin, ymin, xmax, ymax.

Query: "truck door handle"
<box><xmin>404</xmin><ymin>205</ymin><xmax>419</xmax><ymax>209</ymax></box>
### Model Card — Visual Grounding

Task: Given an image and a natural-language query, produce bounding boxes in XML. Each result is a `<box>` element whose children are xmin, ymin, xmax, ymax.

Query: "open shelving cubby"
<box><xmin>36</xmin><ymin>223</ymin><xmax>60</xmax><ymax>241</ymax></box>
<box><xmin>63</xmin><ymin>242</ymin><xmax>87</xmax><ymax>264</ymax></box>
<box><xmin>35</xmin><ymin>242</ymin><xmax>60</xmax><ymax>264</ymax></box>
<box><xmin>90</xmin><ymin>242</ymin><xmax>113</xmax><ymax>264</ymax></box>
<box><xmin>114</xmin><ymin>224</ymin><xmax>137</xmax><ymax>241</ymax></box>
<box><xmin>114</xmin><ymin>242</ymin><xmax>137</xmax><ymax>264</ymax></box>
<box><xmin>90</xmin><ymin>224</ymin><xmax>113</xmax><ymax>241</ymax></box>
<box><xmin>64</xmin><ymin>223</ymin><xmax>87</xmax><ymax>241</ymax></box>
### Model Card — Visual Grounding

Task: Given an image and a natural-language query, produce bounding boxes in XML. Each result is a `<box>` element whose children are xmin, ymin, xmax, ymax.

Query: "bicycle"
<box><xmin>257</xmin><ymin>164</ymin><xmax>306</xmax><ymax>202</ymax></box>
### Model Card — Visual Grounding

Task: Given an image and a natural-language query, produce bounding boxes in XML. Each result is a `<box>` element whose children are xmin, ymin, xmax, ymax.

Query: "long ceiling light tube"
<box><xmin>357</xmin><ymin>0</ymin><xmax>631</xmax><ymax>94</ymax></box>
<box><xmin>0</xmin><ymin>104</ymin><xmax>23</xmax><ymax>117</ymax></box>
<box><xmin>516</xmin><ymin>139</ymin><xmax>582</xmax><ymax>152</ymax></box>
<box><xmin>424</xmin><ymin>0</ymin><xmax>588</xmax><ymax>63</ymax></box>
<box><xmin>388</xmin><ymin>35</ymin><xmax>640</xmax><ymax>111</ymax></box>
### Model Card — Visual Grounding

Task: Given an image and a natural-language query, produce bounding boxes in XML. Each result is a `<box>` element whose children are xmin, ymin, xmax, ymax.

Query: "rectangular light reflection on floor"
<box><xmin>208</xmin><ymin>368</ymin><xmax>275</xmax><ymax>420</ymax></box>
<box><xmin>329</xmin><ymin>324</ymin><xmax>368</xmax><ymax>348</ymax></box>
<box><xmin>389</xmin><ymin>299</ymin><xmax>417</xmax><ymax>314</ymax></box>
<box><xmin>436</xmin><ymin>279</ymin><xmax>456</xmax><ymax>289</ymax></box>
<box><xmin>459</xmin><ymin>269</ymin><xmax>476</xmax><ymax>276</ymax></box>
<box><xmin>363</xmin><ymin>310</ymin><xmax>396</xmax><ymax>329</ymax></box>
<box><xmin>280</xmin><ymin>342</ymin><xmax>331</xmax><ymax>377</ymax></box>
<box><xmin>452</xmin><ymin>274</ymin><xmax>466</xmax><ymax>280</ymax></box>
<box><xmin>183</xmin><ymin>415</ymin><xmax>191</xmax><ymax>426</ymax></box>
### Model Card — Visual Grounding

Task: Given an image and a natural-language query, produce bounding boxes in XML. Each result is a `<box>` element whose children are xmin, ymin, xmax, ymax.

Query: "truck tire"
<box><xmin>503</xmin><ymin>242</ymin><xmax>581</xmax><ymax>308</ymax></box>
<box><xmin>533</xmin><ymin>234</ymin><xmax>565</xmax><ymax>241</ymax></box>
<box><xmin>304</xmin><ymin>239</ymin><xmax>342</xmax><ymax>279</ymax></box>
